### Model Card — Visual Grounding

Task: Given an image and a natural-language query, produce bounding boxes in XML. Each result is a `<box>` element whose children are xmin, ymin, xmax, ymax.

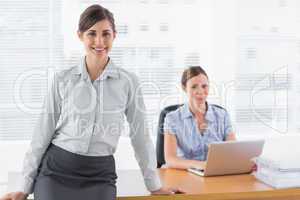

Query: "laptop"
<box><xmin>187</xmin><ymin>140</ymin><xmax>264</xmax><ymax>176</ymax></box>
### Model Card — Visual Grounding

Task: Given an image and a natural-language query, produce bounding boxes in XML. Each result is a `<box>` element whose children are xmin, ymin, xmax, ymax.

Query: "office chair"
<box><xmin>156</xmin><ymin>104</ymin><xmax>182</xmax><ymax>168</ymax></box>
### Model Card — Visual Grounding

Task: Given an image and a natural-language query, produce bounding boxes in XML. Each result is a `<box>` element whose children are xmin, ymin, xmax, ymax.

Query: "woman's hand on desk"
<box><xmin>0</xmin><ymin>192</ymin><xmax>27</xmax><ymax>200</ymax></box>
<box><xmin>189</xmin><ymin>160</ymin><xmax>206</xmax><ymax>170</ymax></box>
<box><xmin>150</xmin><ymin>187</ymin><xmax>185</xmax><ymax>195</ymax></box>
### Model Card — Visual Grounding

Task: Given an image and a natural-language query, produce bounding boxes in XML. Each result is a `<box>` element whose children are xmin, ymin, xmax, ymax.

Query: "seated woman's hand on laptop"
<box><xmin>189</xmin><ymin>160</ymin><xmax>206</xmax><ymax>170</ymax></box>
<box><xmin>251</xmin><ymin>164</ymin><xmax>257</xmax><ymax>172</ymax></box>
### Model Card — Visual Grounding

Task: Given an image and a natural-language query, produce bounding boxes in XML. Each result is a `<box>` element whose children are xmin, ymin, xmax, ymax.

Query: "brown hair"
<box><xmin>181</xmin><ymin>66</ymin><xmax>208</xmax><ymax>87</ymax></box>
<box><xmin>78</xmin><ymin>4</ymin><xmax>116</xmax><ymax>33</ymax></box>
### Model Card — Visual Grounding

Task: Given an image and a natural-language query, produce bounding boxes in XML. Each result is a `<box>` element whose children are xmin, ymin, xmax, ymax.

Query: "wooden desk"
<box><xmin>117</xmin><ymin>169</ymin><xmax>300</xmax><ymax>200</ymax></box>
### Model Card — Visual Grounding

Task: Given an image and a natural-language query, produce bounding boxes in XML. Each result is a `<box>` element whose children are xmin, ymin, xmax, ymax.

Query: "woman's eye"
<box><xmin>103</xmin><ymin>32</ymin><xmax>111</xmax><ymax>37</ymax></box>
<box><xmin>88</xmin><ymin>32</ymin><xmax>96</xmax><ymax>36</ymax></box>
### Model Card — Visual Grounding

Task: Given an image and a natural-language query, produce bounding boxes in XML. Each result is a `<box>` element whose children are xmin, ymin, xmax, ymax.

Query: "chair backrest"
<box><xmin>156</xmin><ymin>104</ymin><xmax>182</xmax><ymax>168</ymax></box>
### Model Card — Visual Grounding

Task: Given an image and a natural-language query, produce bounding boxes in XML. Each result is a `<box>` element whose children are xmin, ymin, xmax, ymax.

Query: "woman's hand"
<box><xmin>189</xmin><ymin>160</ymin><xmax>206</xmax><ymax>170</ymax></box>
<box><xmin>151</xmin><ymin>187</ymin><xmax>185</xmax><ymax>195</ymax></box>
<box><xmin>251</xmin><ymin>163</ymin><xmax>257</xmax><ymax>172</ymax></box>
<box><xmin>0</xmin><ymin>192</ymin><xmax>27</xmax><ymax>200</ymax></box>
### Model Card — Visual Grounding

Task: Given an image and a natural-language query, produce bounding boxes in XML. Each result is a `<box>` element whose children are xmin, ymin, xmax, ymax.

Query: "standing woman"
<box><xmin>164</xmin><ymin>66</ymin><xmax>236</xmax><ymax>170</ymax></box>
<box><xmin>1</xmin><ymin>4</ymin><xmax>175</xmax><ymax>200</ymax></box>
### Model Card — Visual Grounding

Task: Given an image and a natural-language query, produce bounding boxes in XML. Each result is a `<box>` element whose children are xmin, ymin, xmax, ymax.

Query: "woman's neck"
<box><xmin>85</xmin><ymin>55</ymin><xmax>109</xmax><ymax>81</ymax></box>
<box><xmin>189</xmin><ymin>102</ymin><xmax>207</xmax><ymax>117</ymax></box>
<box><xmin>189</xmin><ymin>102</ymin><xmax>208</xmax><ymax>133</ymax></box>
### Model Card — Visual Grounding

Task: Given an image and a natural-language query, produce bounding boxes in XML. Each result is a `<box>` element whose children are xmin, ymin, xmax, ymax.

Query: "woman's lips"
<box><xmin>92</xmin><ymin>47</ymin><xmax>105</xmax><ymax>53</ymax></box>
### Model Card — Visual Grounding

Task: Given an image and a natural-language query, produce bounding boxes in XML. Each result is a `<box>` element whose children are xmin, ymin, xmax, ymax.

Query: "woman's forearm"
<box><xmin>165</xmin><ymin>156</ymin><xmax>206</xmax><ymax>170</ymax></box>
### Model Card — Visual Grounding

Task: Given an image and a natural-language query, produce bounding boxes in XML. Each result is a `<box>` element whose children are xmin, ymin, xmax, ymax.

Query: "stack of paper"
<box><xmin>254</xmin><ymin>156</ymin><xmax>300</xmax><ymax>189</ymax></box>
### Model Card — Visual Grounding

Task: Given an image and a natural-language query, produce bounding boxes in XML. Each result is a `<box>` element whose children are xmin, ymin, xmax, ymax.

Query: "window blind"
<box><xmin>0</xmin><ymin>0</ymin><xmax>299</xmax><ymax>140</ymax></box>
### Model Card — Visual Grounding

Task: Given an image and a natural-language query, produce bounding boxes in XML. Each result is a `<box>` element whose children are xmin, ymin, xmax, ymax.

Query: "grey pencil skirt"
<box><xmin>34</xmin><ymin>144</ymin><xmax>117</xmax><ymax>200</ymax></box>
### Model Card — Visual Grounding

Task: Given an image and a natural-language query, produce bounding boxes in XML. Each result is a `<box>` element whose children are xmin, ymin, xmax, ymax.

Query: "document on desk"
<box><xmin>255</xmin><ymin>156</ymin><xmax>300</xmax><ymax>172</ymax></box>
<box><xmin>254</xmin><ymin>170</ymin><xmax>300</xmax><ymax>189</ymax></box>
<box><xmin>254</xmin><ymin>156</ymin><xmax>300</xmax><ymax>189</ymax></box>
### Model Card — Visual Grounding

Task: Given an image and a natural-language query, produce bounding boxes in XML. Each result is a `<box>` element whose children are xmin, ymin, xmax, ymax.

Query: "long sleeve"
<box><xmin>125</xmin><ymin>74</ymin><xmax>162</xmax><ymax>192</ymax></box>
<box><xmin>17</xmin><ymin>72</ymin><xmax>61</xmax><ymax>194</ymax></box>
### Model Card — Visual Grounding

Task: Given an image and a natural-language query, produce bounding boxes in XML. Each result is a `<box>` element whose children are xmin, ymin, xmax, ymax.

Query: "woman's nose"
<box><xmin>195</xmin><ymin>87</ymin><xmax>203</xmax><ymax>94</ymax></box>
<box><xmin>95</xmin><ymin>36</ymin><xmax>104</xmax><ymax>46</ymax></box>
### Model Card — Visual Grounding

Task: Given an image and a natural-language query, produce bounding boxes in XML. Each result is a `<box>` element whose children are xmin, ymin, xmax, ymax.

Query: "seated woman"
<box><xmin>164</xmin><ymin>66</ymin><xmax>236</xmax><ymax>170</ymax></box>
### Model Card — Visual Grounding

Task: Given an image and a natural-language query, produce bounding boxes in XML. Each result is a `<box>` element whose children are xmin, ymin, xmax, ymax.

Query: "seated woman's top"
<box><xmin>163</xmin><ymin>103</ymin><xmax>233</xmax><ymax>161</ymax></box>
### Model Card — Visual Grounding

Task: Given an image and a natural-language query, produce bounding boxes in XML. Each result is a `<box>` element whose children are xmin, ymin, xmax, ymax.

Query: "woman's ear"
<box><xmin>182</xmin><ymin>85</ymin><xmax>186</xmax><ymax>92</ymax></box>
<box><xmin>77</xmin><ymin>31</ymin><xmax>83</xmax><ymax>41</ymax></box>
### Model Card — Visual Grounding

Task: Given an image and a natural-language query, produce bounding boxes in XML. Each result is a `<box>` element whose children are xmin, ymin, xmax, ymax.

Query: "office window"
<box><xmin>0</xmin><ymin>0</ymin><xmax>299</xmax><ymax>139</ymax></box>
<box><xmin>0</xmin><ymin>0</ymin><xmax>300</xmax><ymax>194</ymax></box>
